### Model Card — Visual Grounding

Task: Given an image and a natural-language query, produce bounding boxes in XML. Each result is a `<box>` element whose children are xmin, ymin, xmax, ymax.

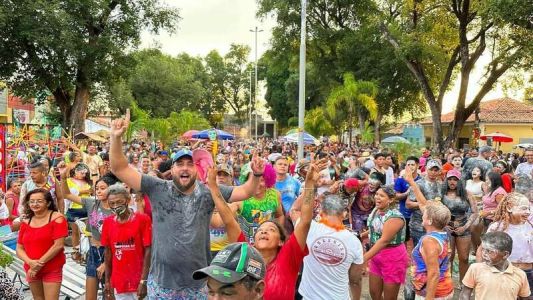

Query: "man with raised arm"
<box><xmin>109</xmin><ymin>110</ymin><xmax>265</xmax><ymax>299</ymax></box>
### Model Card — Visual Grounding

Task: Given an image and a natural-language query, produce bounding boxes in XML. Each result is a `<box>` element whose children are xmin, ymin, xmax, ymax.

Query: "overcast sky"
<box><xmin>141</xmin><ymin>0</ymin><xmax>525</xmax><ymax>114</ymax></box>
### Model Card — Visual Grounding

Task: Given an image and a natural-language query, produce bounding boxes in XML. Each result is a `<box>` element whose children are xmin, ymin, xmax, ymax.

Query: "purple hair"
<box><xmin>263</xmin><ymin>164</ymin><xmax>276</xmax><ymax>188</ymax></box>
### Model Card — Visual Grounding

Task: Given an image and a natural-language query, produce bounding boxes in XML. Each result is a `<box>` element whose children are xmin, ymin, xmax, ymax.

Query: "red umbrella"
<box><xmin>480</xmin><ymin>132</ymin><xmax>513</xmax><ymax>143</ymax></box>
<box><xmin>181</xmin><ymin>130</ymin><xmax>199</xmax><ymax>140</ymax></box>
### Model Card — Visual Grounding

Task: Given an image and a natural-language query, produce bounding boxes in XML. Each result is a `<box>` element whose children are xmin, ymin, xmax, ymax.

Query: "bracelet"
<box><xmin>140</xmin><ymin>279</ymin><xmax>147</xmax><ymax>285</ymax></box>
<box><xmin>253</xmin><ymin>173</ymin><xmax>264</xmax><ymax>177</ymax></box>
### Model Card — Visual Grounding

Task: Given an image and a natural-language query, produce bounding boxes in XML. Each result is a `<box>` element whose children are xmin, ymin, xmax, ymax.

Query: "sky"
<box><xmin>141</xmin><ymin>0</ymin><xmax>526</xmax><ymax>115</ymax></box>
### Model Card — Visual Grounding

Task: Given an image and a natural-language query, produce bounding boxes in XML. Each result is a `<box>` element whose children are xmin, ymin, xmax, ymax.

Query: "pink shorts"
<box><xmin>26</xmin><ymin>268</ymin><xmax>63</xmax><ymax>283</ymax></box>
<box><xmin>369</xmin><ymin>243</ymin><xmax>409</xmax><ymax>284</ymax></box>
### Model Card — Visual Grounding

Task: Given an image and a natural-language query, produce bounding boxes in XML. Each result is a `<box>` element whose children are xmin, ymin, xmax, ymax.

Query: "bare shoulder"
<box><xmin>52</xmin><ymin>212</ymin><xmax>66</xmax><ymax>223</ymax></box>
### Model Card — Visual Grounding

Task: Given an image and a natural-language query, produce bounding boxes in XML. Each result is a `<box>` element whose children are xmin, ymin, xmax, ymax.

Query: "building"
<box><xmin>421</xmin><ymin>98</ymin><xmax>533</xmax><ymax>152</ymax></box>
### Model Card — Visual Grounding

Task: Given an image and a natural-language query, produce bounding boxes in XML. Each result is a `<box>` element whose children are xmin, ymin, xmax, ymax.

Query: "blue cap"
<box><xmin>172</xmin><ymin>149</ymin><xmax>193</xmax><ymax>163</ymax></box>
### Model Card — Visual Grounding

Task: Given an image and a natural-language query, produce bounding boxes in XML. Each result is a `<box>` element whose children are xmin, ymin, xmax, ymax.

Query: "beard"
<box><xmin>173</xmin><ymin>173</ymin><xmax>197</xmax><ymax>192</ymax></box>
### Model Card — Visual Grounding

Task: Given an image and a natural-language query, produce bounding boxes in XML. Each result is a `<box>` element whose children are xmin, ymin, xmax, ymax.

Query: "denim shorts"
<box><xmin>147</xmin><ymin>274</ymin><xmax>207</xmax><ymax>300</ymax></box>
<box><xmin>66</xmin><ymin>208</ymin><xmax>88</xmax><ymax>223</ymax></box>
<box><xmin>86</xmin><ymin>246</ymin><xmax>105</xmax><ymax>278</ymax></box>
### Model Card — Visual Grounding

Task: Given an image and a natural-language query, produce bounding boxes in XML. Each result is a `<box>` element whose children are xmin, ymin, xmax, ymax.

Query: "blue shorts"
<box><xmin>86</xmin><ymin>246</ymin><xmax>105</xmax><ymax>278</ymax></box>
<box><xmin>66</xmin><ymin>208</ymin><xmax>88</xmax><ymax>223</ymax></box>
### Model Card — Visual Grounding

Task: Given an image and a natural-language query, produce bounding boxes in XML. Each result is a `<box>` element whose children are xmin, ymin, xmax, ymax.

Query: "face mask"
<box><xmin>111</xmin><ymin>205</ymin><xmax>128</xmax><ymax>215</ymax></box>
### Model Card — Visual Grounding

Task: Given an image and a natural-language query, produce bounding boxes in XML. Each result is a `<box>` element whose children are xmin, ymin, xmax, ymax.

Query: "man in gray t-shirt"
<box><xmin>462</xmin><ymin>146</ymin><xmax>494</xmax><ymax>180</ymax></box>
<box><xmin>108</xmin><ymin>110</ymin><xmax>265</xmax><ymax>298</ymax></box>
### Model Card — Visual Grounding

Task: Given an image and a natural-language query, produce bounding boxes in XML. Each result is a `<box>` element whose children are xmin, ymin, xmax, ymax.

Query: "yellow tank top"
<box><xmin>67</xmin><ymin>178</ymin><xmax>91</xmax><ymax>209</ymax></box>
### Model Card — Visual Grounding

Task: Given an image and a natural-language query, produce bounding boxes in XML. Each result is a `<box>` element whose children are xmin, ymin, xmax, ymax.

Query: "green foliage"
<box><xmin>0</xmin><ymin>242</ymin><xmax>13</xmax><ymax>267</ymax></box>
<box><xmin>257</xmin><ymin>0</ymin><xmax>424</xmax><ymax>130</ymax></box>
<box><xmin>304</xmin><ymin>107</ymin><xmax>334</xmax><ymax>137</ymax></box>
<box><xmin>126</xmin><ymin>101</ymin><xmax>210</xmax><ymax>146</ymax></box>
<box><xmin>385</xmin><ymin>142</ymin><xmax>422</xmax><ymax>163</ymax></box>
<box><xmin>0</xmin><ymin>0</ymin><xmax>179</xmax><ymax>133</ymax></box>
<box><xmin>205</xmin><ymin>44</ymin><xmax>252</xmax><ymax>124</ymax></box>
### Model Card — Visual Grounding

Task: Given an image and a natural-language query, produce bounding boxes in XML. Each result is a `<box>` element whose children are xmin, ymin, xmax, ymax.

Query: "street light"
<box><xmin>297</xmin><ymin>0</ymin><xmax>307</xmax><ymax>160</ymax></box>
<box><xmin>250</xmin><ymin>26</ymin><xmax>263</xmax><ymax>140</ymax></box>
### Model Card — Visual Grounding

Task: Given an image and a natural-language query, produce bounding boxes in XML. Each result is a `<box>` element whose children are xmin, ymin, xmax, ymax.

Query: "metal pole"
<box><xmin>248</xmin><ymin>69</ymin><xmax>253</xmax><ymax>139</ymax></box>
<box><xmin>297</xmin><ymin>0</ymin><xmax>307</xmax><ymax>161</ymax></box>
<box><xmin>250</xmin><ymin>26</ymin><xmax>263</xmax><ymax>141</ymax></box>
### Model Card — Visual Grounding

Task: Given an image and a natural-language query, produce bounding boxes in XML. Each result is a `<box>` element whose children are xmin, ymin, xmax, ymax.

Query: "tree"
<box><xmin>257</xmin><ymin>0</ymin><xmax>424</xmax><ymax>132</ymax></box>
<box><xmin>0</xmin><ymin>0</ymin><xmax>179</xmax><ymax>133</ymax></box>
<box><xmin>326</xmin><ymin>73</ymin><xmax>378</xmax><ymax>144</ymax></box>
<box><xmin>205</xmin><ymin>44</ymin><xmax>252</xmax><ymax>124</ymax></box>
<box><xmin>304</xmin><ymin>107</ymin><xmax>334</xmax><ymax>137</ymax></box>
<box><xmin>379</xmin><ymin>0</ymin><xmax>532</xmax><ymax>151</ymax></box>
<box><xmin>127</xmin><ymin>49</ymin><xmax>209</xmax><ymax>118</ymax></box>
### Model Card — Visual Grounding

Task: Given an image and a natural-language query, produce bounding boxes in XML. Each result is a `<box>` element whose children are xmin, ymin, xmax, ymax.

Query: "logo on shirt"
<box><xmin>310</xmin><ymin>236</ymin><xmax>347</xmax><ymax>266</ymax></box>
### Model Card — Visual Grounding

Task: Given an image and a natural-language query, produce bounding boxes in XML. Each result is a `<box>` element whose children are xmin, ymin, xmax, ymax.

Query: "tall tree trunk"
<box><xmin>428</xmin><ymin>101</ymin><xmax>444</xmax><ymax>152</ymax></box>
<box><xmin>357</xmin><ymin>107</ymin><xmax>366</xmax><ymax>141</ymax></box>
<box><xmin>52</xmin><ymin>87</ymin><xmax>72</xmax><ymax>131</ymax></box>
<box><xmin>348</xmin><ymin>107</ymin><xmax>353</xmax><ymax>145</ymax></box>
<box><xmin>373</xmin><ymin>111</ymin><xmax>382</xmax><ymax>147</ymax></box>
<box><xmin>70</xmin><ymin>69</ymin><xmax>90</xmax><ymax>134</ymax></box>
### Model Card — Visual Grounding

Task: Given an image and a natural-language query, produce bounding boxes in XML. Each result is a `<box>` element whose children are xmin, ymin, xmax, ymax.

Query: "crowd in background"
<box><xmin>0</xmin><ymin>122</ymin><xmax>531</xmax><ymax>300</ymax></box>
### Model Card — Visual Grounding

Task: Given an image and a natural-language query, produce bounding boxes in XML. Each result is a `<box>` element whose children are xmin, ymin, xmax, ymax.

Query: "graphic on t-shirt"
<box><xmin>310</xmin><ymin>236</ymin><xmax>347</xmax><ymax>266</ymax></box>
<box><xmin>114</xmin><ymin>237</ymin><xmax>136</xmax><ymax>261</ymax></box>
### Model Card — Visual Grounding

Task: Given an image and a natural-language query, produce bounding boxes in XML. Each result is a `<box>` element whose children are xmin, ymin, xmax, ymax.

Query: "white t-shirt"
<box><xmin>385</xmin><ymin>167</ymin><xmax>394</xmax><ymax>185</ymax></box>
<box><xmin>487</xmin><ymin>222</ymin><xmax>533</xmax><ymax>263</ymax></box>
<box><xmin>299</xmin><ymin>221</ymin><xmax>364</xmax><ymax>300</ymax></box>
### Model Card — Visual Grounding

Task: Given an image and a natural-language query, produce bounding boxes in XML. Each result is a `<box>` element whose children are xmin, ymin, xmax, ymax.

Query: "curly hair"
<box><xmin>492</xmin><ymin>192</ymin><xmax>531</xmax><ymax>232</ymax></box>
<box><xmin>22</xmin><ymin>188</ymin><xmax>58</xmax><ymax>219</ymax></box>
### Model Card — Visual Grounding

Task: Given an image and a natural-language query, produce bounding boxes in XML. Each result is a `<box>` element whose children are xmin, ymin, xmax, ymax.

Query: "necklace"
<box><xmin>319</xmin><ymin>218</ymin><xmax>345</xmax><ymax>231</ymax></box>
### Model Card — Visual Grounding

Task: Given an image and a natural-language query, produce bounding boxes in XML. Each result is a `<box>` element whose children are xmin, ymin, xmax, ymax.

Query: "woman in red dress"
<box><xmin>16</xmin><ymin>188</ymin><xmax>68</xmax><ymax>300</ymax></box>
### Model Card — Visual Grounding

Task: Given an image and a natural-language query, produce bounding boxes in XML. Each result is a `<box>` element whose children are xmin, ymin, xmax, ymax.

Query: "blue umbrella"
<box><xmin>381</xmin><ymin>136</ymin><xmax>411</xmax><ymax>144</ymax></box>
<box><xmin>192</xmin><ymin>129</ymin><xmax>235</xmax><ymax>140</ymax></box>
<box><xmin>283</xmin><ymin>132</ymin><xmax>320</xmax><ymax>145</ymax></box>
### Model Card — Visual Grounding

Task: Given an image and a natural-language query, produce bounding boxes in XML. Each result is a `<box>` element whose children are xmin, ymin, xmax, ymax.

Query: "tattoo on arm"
<box><xmin>303</xmin><ymin>189</ymin><xmax>314</xmax><ymax>205</ymax></box>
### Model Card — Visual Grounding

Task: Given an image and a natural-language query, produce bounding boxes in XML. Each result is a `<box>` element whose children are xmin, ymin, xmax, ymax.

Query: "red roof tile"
<box><xmin>421</xmin><ymin>98</ymin><xmax>533</xmax><ymax>124</ymax></box>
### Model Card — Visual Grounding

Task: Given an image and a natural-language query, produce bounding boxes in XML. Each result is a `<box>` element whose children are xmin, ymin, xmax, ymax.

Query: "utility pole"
<box><xmin>297</xmin><ymin>0</ymin><xmax>307</xmax><ymax>160</ymax></box>
<box><xmin>250</xmin><ymin>26</ymin><xmax>263</xmax><ymax>140</ymax></box>
<box><xmin>248</xmin><ymin>69</ymin><xmax>253</xmax><ymax>139</ymax></box>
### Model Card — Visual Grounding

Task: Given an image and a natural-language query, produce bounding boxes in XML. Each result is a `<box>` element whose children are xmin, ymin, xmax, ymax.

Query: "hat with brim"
<box><xmin>192</xmin><ymin>265</ymin><xmax>247</xmax><ymax>284</ymax></box>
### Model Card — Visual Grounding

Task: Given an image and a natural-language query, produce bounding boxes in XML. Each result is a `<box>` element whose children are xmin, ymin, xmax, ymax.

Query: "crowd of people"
<box><xmin>0</xmin><ymin>111</ymin><xmax>531</xmax><ymax>300</ymax></box>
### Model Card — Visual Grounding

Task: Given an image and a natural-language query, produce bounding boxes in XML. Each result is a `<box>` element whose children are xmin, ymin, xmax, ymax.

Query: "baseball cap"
<box><xmin>192</xmin><ymin>243</ymin><xmax>265</xmax><ymax>284</ymax></box>
<box><xmin>426</xmin><ymin>159</ymin><xmax>442</xmax><ymax>170</ymax></box>
<box><xmin>172</xmin><ymin>149</ymin><xmax>193</xmax><ymax>163</ymax></box>
<box><xmin>446</xmin><ymin>169</ymin><xmax>461</xmax><ymax>179</ymax></box>
<box><xmin>217</xmin><ymin>163</ymin><xmax>233</xmax><ymax>176</ymax></box>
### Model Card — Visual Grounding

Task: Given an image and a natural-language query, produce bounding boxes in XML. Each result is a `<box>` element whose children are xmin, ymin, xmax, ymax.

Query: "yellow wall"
<box><xmin>482</xmin><ymin>124</ymin><xmax>533</xmax><ymax>152</ymax></box>
<box><xmin>422</xmin><ymin>123</ymin><xmax>533</xmax><ymax>152</ymax></box>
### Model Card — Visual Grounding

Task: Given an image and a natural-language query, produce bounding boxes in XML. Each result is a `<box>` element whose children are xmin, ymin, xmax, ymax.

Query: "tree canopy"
<box><xmin>0</xmin><ymin>0</ymin><xmax>179</xmax><ymax>133</ymax></box>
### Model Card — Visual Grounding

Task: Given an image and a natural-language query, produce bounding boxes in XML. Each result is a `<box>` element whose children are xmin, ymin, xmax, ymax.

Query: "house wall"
<box><xmin>481</xmin><ymin>124</ymin><xmax>533</xmax><ymax>152</ymax></box>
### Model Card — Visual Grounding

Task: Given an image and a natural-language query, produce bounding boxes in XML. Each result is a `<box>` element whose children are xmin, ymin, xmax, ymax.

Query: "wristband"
<box><xmin>253</xmin><ymin>173</ymin><xmax>264</xmax><ymax>177</ymax></box>
<box><xmin>140</xmin><ymin>279</ymin><xmax>147</xmax><ymax>285</ymax></box>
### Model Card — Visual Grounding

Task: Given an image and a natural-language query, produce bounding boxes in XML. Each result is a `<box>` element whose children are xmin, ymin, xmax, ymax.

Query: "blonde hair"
<box><xmin>493</xmin><ymin>192</ymin><xmax>531</xmax><ymax>231</ymax></box>
<box><xmin>425</xmin><ymin>203</ymin><xmax>451</xmax><ymax>229</ymax></box>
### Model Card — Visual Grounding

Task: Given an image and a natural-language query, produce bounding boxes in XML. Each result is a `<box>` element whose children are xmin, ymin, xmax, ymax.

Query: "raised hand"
<box><xmin>404</xmin><ymin>167</ymin><xmax>415</xmax><ymax>184</ymax></box>
<box><xmin>110</xmin><ymin>109</ymin><xmax>130</xmax><ymax>138</ymax></box>
<box><xmin>305</xmin><ymin>158</ymin><xmax>328</xmax><ymax>184</ymax></box>
<box><xmin>250</xmin><ymin>151</ymin><xmax>265</xmax><ymax>175</ymax></box>
<box><xmin>57</xmin><ymin>161</ymin><xmax>68</xmax><ymax>178</ymax></box>
<box><xmin>207</xmin><ymin>166</ymin><xmax>217</xmax><ymax>188</ymax></box>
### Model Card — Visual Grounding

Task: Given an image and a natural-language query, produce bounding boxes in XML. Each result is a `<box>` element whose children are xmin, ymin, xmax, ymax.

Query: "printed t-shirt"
<box><xmin>367</xmin><ymin>208</ymin><xmax>405</xmax><ymax>246</ymax></box>
<box><xmin>462</xmin><ymin>262</ymin><xmax>531</xmax><ymax>299</ymax></box>
<box><xmin>275</xmin><ymin>176</ymin><xmax>301</xmax><ymax>213</ymax></box>
<box><xmin>81</xmin><ymin>197</ymin><xmax>113</xmax><ymax>241</ymax></box>
<box><xmin>101</xmin><ymin>212</ymin><xmax>152</xmax><ymax>293</ymax></box>
<box><xmin>237</xmin><ymin>188</ymin><xmax>279</xmax><ymax>242</ymax></box>
<box><xmin>299</xmin><ymin>221</ymin><xmax>364</xmax><ymax>300</ymax></box>
<box><xmin>140</xmin><ymin>175</ymin><xmax>233</xmax><ymax>290</ymax></box>
<box><xmin>18</xmin><ymin>215</ymin><xmax>68</xmax><ymax>273</ymax></box>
